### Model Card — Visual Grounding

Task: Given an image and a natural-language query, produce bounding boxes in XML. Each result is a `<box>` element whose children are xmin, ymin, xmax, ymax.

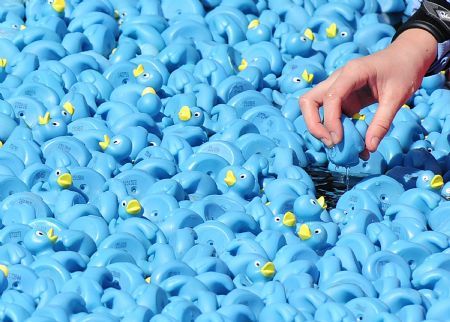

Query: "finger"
<box><xmin>299</xmin><ymin>82</ymin><xmax>334</xmax><ymax>147</ymax></box>
<box><xmin>323</xmin><ymin>61</ymin><xmax>369</xmax><ymax>145</ymax></box>
<box><xmin>342</xmin><ymin>87</ymin><xmax>376</xmax><ymax>117</ymax></box>
<box><xmin>365</xmin><ymin>95</ymin><xmax>403</xmax><ymax>152</ymax></box>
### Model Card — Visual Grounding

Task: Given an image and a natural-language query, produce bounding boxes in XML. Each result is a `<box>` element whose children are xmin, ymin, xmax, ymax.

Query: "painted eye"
<box><xmin>35</xmin><ymin>231</ymin><xmax>45</xmax><ymax>236</ymax></box>
<box><xmin>310</xmin><ymin>199</ymin><xmax>317</xmax><ymax>205</ymax></box>
<box><xmin>254</xmin><ymin>261</ymin><xmax>261</xmax><ymax>267</ymax></box>
<box><xmin>343</xmin><ymin>210</ymin><xmax>348</xmax><ymax>215</ymax></box>
<box><xmin>11</xmin><ymin>24</ymin><xmax>18</xmax><ymax>29</ymax></box>
<box><xmin>55</xmin><ymin>170</ymin><xmax>61</xmax><ymax>176</ymax></box>
<box><xmin>292</xmin><ymin>77</ymin><xmax>302</xmax><ymax>83</ymax></box>
<box><xmin>340</xmin><ymin>31</ymin><xmax>348</xmax><ymax>37</ymax></box>
<box><xmin>48</xmin><ymin>0</ymin><xmax>54</xmax><ymax>4</ymax></box>
<box><xmin>52</xmin><ymin>121</ymin><xmax>60</xmax><ymax>126</ymax></box>
<box><xmin>149</xmin><ymin>141</ymin><xmax>157</xmax><ymax>146</ymax></box>
<box><xmin>427</xmin><ymin>147</ymin><xmax>433</xmax><ymax>152</ymax></box>
<box><xmin>274</xmin><ymin>216</ymin><xmax>281</xmax><ymax>222</ymax></box>
<box><xmin>240</xmin><ymin>174</ymin><xmax>246</xmax><ymax>179</ymax></box>
<box><xmin>121</xmin><ymin>12</ymin><xmax>127</xmax><ymax>17</ymax></box>
<box><xmin>300</xmin><ymin>36</ymin><xmax>307</xmax><ymax>42</ymax></box>
<box><xmin>314</xmin><ymin>229</ymin><xmax>321</xmax><ymax>234</ymax></box>
<box><xmin>446</xmin><ymin>188</ymin><xmax>450</xmax><ymax>194</ymax></box>
<box><xmin>61</xmin><ymin>111</ymin><xmax>68</xmax><ymax>116</ymax></box>
<box><xmin>113</xmin><ymin>139</ymin><xmax>121</xmax><ymax>145</ymax></box>
<box><xmin>194</xmin><ymin>112</ymin><xmax>201</xmax><ymax>117</ymax></box>
<box><xmin>142</xmin><ymin>72</ymin><xmax>150</xmax><ymax>78</ymax></box>
<box><xmin>121</xmin><ymin>201</ymin><xmax>127</xmax><ymax>207</ymax></box>
<box><xmin>422</xmin><ymin>175</ymin><xmax>430</xmax><ymax>182</ymax></box>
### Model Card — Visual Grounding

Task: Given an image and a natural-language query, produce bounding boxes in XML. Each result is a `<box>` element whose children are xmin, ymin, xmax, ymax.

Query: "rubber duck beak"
<box><xmin>352</xmin><ymin>113</ymin><xmax>366</xmax><ymax>121</ymax></box>
<box><xmin>47</xmin><ymin>228</ymin><xmax>58</xmax><ymax>244</ymax></box>
<box><xmin>0</xmin><ymin>264</ymin><xmax>8</xmax><ymax>277</ymax></box>
<box><xmin>248</xmin><ymin>19</ymin><xmax>260</xmax><ymax>30</ymax></box>
<box><xmin>302</xmin><ymin>69</ymin><xmax>314</xmax><ymax>84</ymax></box>
<box><xmin>0</xmin><ymin>58</ymin><xmax>7</xmax><ymax>68</ymax></box>
<box><xmin>0</xmin><ymin>141</ymin><xmax>3</xmax><ymax>148</ymax></box>
<box><xmin>317</xmin><ymin>196</ymin><xmax>327</xmax><ymax>209</ymax></box>
<box><xmin>63</xmin><ymin>101</ymin><xmax>75</xmax><ymax>115</ymax></box>
<box><xmin>126</xmin><ymin>199</ymin><xmax>142</xmax><ymax>215</ymax></box>
<box><xmin>57</xmin><ymin>173</ymin><xmax>72</xmax><ymax>188</ymax></box>
<box><xmin>326</xmin><ymin>23</ymin><xmax>337</xmax><ymax>38</ymax></box>
<box><xmin>238</xmin><ymin>58</ymin><xmax>248</xmax><ymax>72</ymax></box>
<box><xmin>260</xmin><ymin>262</ymin><xmax>276</xmax><ymax>278</ymax></box>
<box><xmin>51</xmin><ymin>0</ymin><xmax>65</xmax><ymax>13</ymax></box>
<box><xmin>304</xmin><ymin>28</ymin><xmax>314</xmax><ymax>41</ymax></box>
<box><xmin>402</xmin><ymin>104</ymin><xmax>410</xmax><ymax>109</ymax></box>
<box><xmin>298</xmin><ymin>224</ymin><xmax>312</xmax><ymax>240</ymax></box>
<box><xmin>38</xmin><ymin>112</ymin><xmax>51</xmax><ymax>125</ymax></box>
<box><xmin>142</xmin><ymin>87</ymin><xmax>156</xmax><ymax>96</ymax></box>
<box><xmin>133</xmin><ymin>64</ymin><xmax>144</xmax><ymax>77</ymax></box>
<box><xmin>431</xmin><ymin>175</ymin><xmax>444</xmax><ymax>189</ymax></box>
<box><xmin>99</xmin><ymin>134</ymin><xmax>110</xmax><ymax>151</ymax></box>
<box><xmin>282</xmin><ymin>211</ymin><xmax>296</xmax><ymax>227</ymax></box>
<box><xmin>145</xmin><ymin>277</ymin><xmax>151</xmax><ymax>283</ymax></box>
<box><xmin>20</xmin><ymin>25</ymin><xmax>26</xmax><ymax>30</ymax></box>
<box><xmin>224</xmin><ymin>170</ymin><xmax>236</xmax><ymax>187</ymax></box>
<box><xmin>178</xmin><ymin>106</ymin><xmax>192</xmax><ymax>121</ymax></box>
<box><xmin>114</xmin><ymin>9</ymin><xmax>120</xmax><ymax>19</ymax></box>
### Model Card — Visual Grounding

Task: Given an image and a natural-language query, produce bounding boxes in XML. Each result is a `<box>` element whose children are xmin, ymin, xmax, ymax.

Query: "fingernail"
<box><xmin>330</xmin><ymin>132</ymin><xmax>339</xmax><ymax>145</ymax></box>
<box><xmin>360</xmin><ymin>149</ymin><xmax>369</xmax><ymax>161</ymax></box>
<box><xmin>370</xmin><ymin>136</ymin><xmax>380</xmax><ymax>150</ymax></box>
<box><xmin>321</xmin><ymin>137</ymin><xmax>333</xmax><ymax>148</ymax></box>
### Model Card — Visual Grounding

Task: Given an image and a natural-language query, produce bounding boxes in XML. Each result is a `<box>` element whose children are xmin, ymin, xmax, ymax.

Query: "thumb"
<box><xmin>365</xmin><ymin>97</ymin><xmax>403</xmax><ymax>152</ymax></box>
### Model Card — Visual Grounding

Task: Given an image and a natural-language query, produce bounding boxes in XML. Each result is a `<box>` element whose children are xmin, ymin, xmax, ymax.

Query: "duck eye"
<box><xmin>300</xmin><ymin>36</ymin><xmax>307</xmax><ymax>42</ymax></box>
<box><xmin>340</xmin><ymin>31</ymin><xmax>348</xmax><ymax>37</ymax></box>
<box><xmin>142</xmin><ymin>72</ymin><xmax>150</xmax><ymax>78</ymax></box>
<box><xmin>343</xmin><ymin>210</ymin><xmax>348</xmax><ymax>215</ymax></box>
<box><xmin>48</xmin><ymin>0</ymin><xmax>53</xmax><ymax>3</ymax></box>
<box><xmin>292</xmin><ymin>77</ymin><xmax>302</xmax><ymax>83</ymax></box>
<box><xmin>274</xmin><ymin>216</ymin><xmax>281</xmax><ymax>222</ymax></box>
<box><xmin>55</xmin><ymin>170</ymin><xmax>61</xmax><ymax>176</ymax></box>
<box><xmin>11</xmin><ymin>24</ymin><xmax>18</xmax><ymax>29</ymax></box>
<box><xmin>194</xmin><ymin>112</ymin><xmax>201</xmax><ymax>117</ymax></box>
<box><xmin>121</xmin><ymin>12</ymin><xmax>127</xmax><ymax>17</ymax></box>
<box><xmin>149</xmin><ymin>141</ymin><xmax>157</xmax><ymax>146</ymax></box>
<box><xmin>310</xmin><ymin>199</ymin><xmax>317</xmax><ymax>205</ymax></box>
<box><xmin>52</xmin><ymin>121</ymin><xmax>60</xmax><ymax>126</ymax></box>
<box><xmin>113</xmin><ymin>139</ymin><xmax>121</xmax><ymax>145</ymax></box>
<box><xmin>254</xmin><ymin>261</ymin><xmax>261</xmax><ymax>267</ymax></box>
<box><xmin>61</xmin><ymin>111</ymin><xmax>68</xmax><ymax>116</ymax></box>
<box><xmin>121</xmin><ymin>201</ymin><xmax>127</xmax><ymax>207</ymax></box>
<box><xmin>35</xmin><ymin>231</ymin><xmax>44</xmax><ymax>236</ymax></box>
<box><xmin>427</xmin><ymin>147</ymin><xmax>433</xmax><ymax>152</ymax></box>
<box><xmin>446</xmin><ymin>188</ymin><xmax>450</xmax><ymax>194</ymax></box>
<box><xmin>314</xmin><ymin>229</ymin><xmax>321</xmax><ymax>234</ymax></box>
<box><xmin>239</xmin><ymin>174</ymin><xmax>246</xmax><ymax>179</ymax></box>
<box><xmin>423</xmin><ymin>175</ymin><xmax>430</xmax><ymax>182</ymax></box>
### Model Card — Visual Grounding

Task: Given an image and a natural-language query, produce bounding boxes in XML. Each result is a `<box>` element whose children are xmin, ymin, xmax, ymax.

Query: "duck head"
<box><xmin>175</xmin><ymin>105</ymin><xmax>205</xmax><ymax>126</ymax></box>
<box><xmin>297</xmin><ymin>222</ymin><xmax>328</xmax><ymax>251</ymax></box>
<box><xmin>294</xmin><ymin>195</ymin><xmax>327</xmax><ymax>223</ymax></box>
<box><xmin>23</xmin><ymin>228</ymin><xmax>58</xmax><ymax>255</ymax></box>
<box><xmin>118</xmin><ymin>197</ymin><xmax>143</xmax><ymax>219</ymax></box>
<box><xmin>99</xmin><ymin>134</ymin><xmax>132</xmax><ymax>163</ymax></box>
<box><xmin>245</xmin><ymin>256</ymin><xmax>276</xmax><ymax>283</ymax></box>
<box><xmin>416</xmin><ymin>170</ymin><xmax>444</xmax><ymax>191</ymax></box>
<box><xmin>48</xmin><ymin>167</ymin><xmax>72</xmax><ymax>190</ymax></box>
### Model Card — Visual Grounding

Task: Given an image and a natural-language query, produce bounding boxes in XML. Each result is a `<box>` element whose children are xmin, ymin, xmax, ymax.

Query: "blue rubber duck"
<box><xmin>416</xmin><ymin>170</ymin><xmax>444</xmax><ymax>192</ymax></box>
<box><xmin>23</xmin><ymin>227</ymin><xmax>58</xmax><ymax>256</ymax></box>
<box><xmin>98</xmin><ymin>134</ymin><xmax>132</xmax><ymax>163</ymax></box>
<box><xmin>217</xmin><ymin>166</ymin><xmax>258</xmax><ymax>200</ymax></box>
<box><xmin>296</xmin><ymin>222</ymin><xmax>329</xmax><ymax>253</ymax></box>
<box><xmin>293</xmin><ymin>195</ymin><xmax>330</xmax><ymax>223</ymax></box>
<box><xmin>47</xmin><ymin>167</ymin><xmax>73</xmax><ymax>190</ymax></box>
<box><xmin>117</xmin><ymin>196</ymin><xmax>144</xmax><ymax>220</ymax></box>
<box><xmin>441</xmin><ymin>182</ymin><xmax>450</xmax><ymax>200</ymax></box>
<box><xmin>173</xmin><ymin>105</ymin><xmax>205</xmax><ymax>127</ymax></box>
<box><xmin>31</xmin><ymin>112</ymin><xmax>67</xmax><ymax>145</ymax></box>
<box><xmin>260</xmin><ymin>211</ymin><xmax>297</xmax><ymax>234</ymax></box>
<box><xmin>234</xmin><ymin>256</ymin><xmax>277</xmax><ymax>287</ymax></box>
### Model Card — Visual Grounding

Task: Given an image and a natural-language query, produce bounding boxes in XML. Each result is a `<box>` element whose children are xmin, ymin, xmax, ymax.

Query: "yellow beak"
<box><xmin>145</xmin><ymin>276</ymin><xmax>151</xmax><ymax>283</ymax></box>
<box><xmin>326</xmin><ymin>23</ymin><xmax>337</xmax><ymax>38</ymax></box>
<box><xmin>47</xmin><ymin>228</ymin><xmax>58</xmax><ymax>244</ymax></box>
<box><xmin>178</xmin><ymin>106</ymin><xmax>192</xmax><ymax>121</ymax></box>
<box><xmin>51</xmin><ymin>0</ymin><xmax>65</xmax><ymax>13</ymax></box>
<box><xmin>0</xmin><ymin>58</ymin><xmax>7</xmax><ymax>68</ymax></box>
<box><xmin>238</xmin><ymin>58</ymin><xmax>248</xmax><ymax>72</ymax></box>
<box><xmin>57</xmin><ymin>173</ymin><xmax>72</xmax><ymax>188</ymax></box>
<box><xmin>114</xmin><ymin>9</ymin><xmax>120</xmax><ymax>19</ymax></box>
<box><xmin>402</xmin><ymin>104</ymin><xmax>410</xmax><ymax>109</ymax></box>
<box><xmin>0</xmin><ymin>264</ymin><xmax>8</xmax><ymax>277</ymax></box>
<box><xmin>0</xmin><ymin>141</ymin><xmax>3</xmax><ymax>148</ymax></box>
<box><xmin>317</xmin><ymin>196</ymin><xmax>327</xmax><ymax>209</ymax></box>
<box><xmin>248</xmin><ymin>19</ymin><xmax>260</xmax><ymax>30</ymax></box>
<box><xmin>431</xmin><ymin>175</ymin><xmax>444</xmax><ymax>189</ymax></box>
<box><xmin>99</xmin><ymin>134</ymin><xmax>110</xmax><ymax>151</ymax></box>
<box><xmin>282</xmin><ymin>211</ymin><xmax>296</xmax><ymax>227</ymax></box>
<box><xmin>260</xmin><ymin>262</ymin><xmax>276</xmax><ymax>278</ymax></box>
<box><xmin>63</xmin><ymin>101</ymin><xmax>75</xmax><ymax>115</ymax></box>
<box><xmin>133</xmin><ymin>64</ymin><xmax>144</xmax><ymax>77</ymax></box>
<box><xmin>20</xmin><ymin>25</ymin><xmax>26</xmax><ymax>30</ymax></box>
<box><xmin>142</xmin><ymin>87</ymin><xmax>156</xmax><ymax>96</ymax></box>
<box><xmin>38</xmin><ymin>112</ymin><xmax>50</xmax><ymax>125</ymax></box>
<box><xmin>126</xmin><ymin>199</ymin><xmax>142</xmax><ymax>215</ymax></box>
<box><xmin>298</xmin><ymin>224</ymin><xmax>312</xmax><ymax>240</ymax></box>
<box><xmin>352</xmin><ymin>113</ymin><xmax>366</xmax><ymax>121</ymax></box>
<box><xmin>224</xmin><ymin>170</ymin><xmax>236</xmax><ymax>187</ymax></box>
<box><xmin>302</xmin><ymin>69</ymin><xmax>314</xmax><ymax>84</ymax></box>
<box><xmin>304</xmin><ymin>28</ymin><xmax>314</xmax><ymax>41</ymax></box>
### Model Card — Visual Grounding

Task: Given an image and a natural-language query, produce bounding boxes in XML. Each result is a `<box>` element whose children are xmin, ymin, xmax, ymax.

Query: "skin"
<box><xmin>299</xmin><ymin>29</ymin><xmax>438</xmax><ymax>158</ymax></box>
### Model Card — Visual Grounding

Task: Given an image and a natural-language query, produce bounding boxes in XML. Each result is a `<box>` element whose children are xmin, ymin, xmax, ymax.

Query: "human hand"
<box><xmin>299</xmin><ymin>29</ymin><xmax>437</xmax><ymax>157</ymax></box>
